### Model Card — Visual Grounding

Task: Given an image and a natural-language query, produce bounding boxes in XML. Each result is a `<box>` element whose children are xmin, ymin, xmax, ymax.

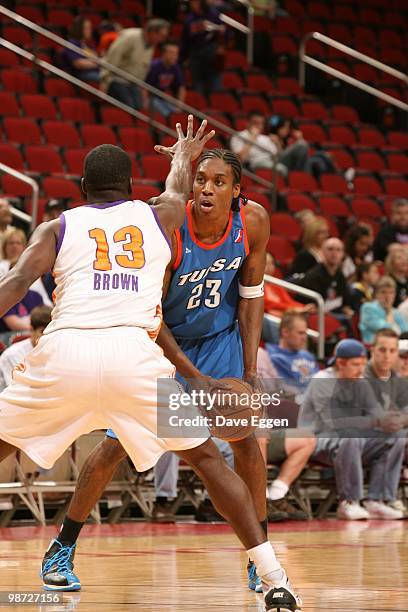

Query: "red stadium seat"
<box><xmin>222</xmin><ymin>71</ymin><xmax>244</xmax><ymax>90</ymax></box>
<box><xmin>308</xmin><ymin>2</ymin><xmax>332</xmax><ymax>19</ymax></box>
<box><xmin>241</xmin><ymin>94</ymin><xmax>269</xmax><ymax>114</ymax></box>
<box><xmin>3</xmin><ymin>26</ymin><xmax>34</xmax><ymax>47</ymax></box>
<box><xmin>350</xmin><ymin>197</ymin><xmax>383</xmax><ymax>219</ymax></box>
<box><xmin>131</xmin><ymin>183</ymin><xmax>161</xmax><ymax>201</ymax></box>
<box><xmin>286</xmin><ymin>193</ymin><xmax>317</xmax><ymax>212</ymax></box>
<box><xmin>20</xmin><ymin>94</ymin><xmax>58</xmax><ymax>120</ymax></box>
<box><xmin>118</xmin><ymin>128</ymin><xmax>154</xmax><ymax>153</ymax></box>
<box><xmin>319</xmin><ymin>174</ymin><xmax>348</xmax><ymax>193</ymax></box>
<box><xmin>358</xmin><ymin>128</ymin><xmax>386</xmax><ymax>148</ymax></box>
<box><xmin>353</xmin><ymin>26</ymin><xmax>377</xmax><ymax>46</ymax></box>
<box><xmin>353</xmin><ymin>176</ymin><xmax>382</xmax><ymax>197</ymax></box>
<box><xmin>185</xmin><ymin>90</ymin><xmax>207</xmax><ymax>108</ymax></box>
<box><xmin>328</xmin><ymin>148</ymin><xmax>355</xmax><ymax>170</ymax></box>
<box><xmin>210</xmin><ymin>93</ymin><xmax>240</xmax><ymax>113</ymax></box>
<box><xmin>1</xmin><ymin>69</ymin><xmax>38</xmax><ymax>94</ymax></box>
<box><xmin>0</xmin><ymin>49</ymin><xmax>21</xmax><ymax>67</ymax></box>
<box><xmin>270</xmin><ymin>99</ymin><xmax>299</xmax><ymax>117</ymax></box>
<box><xmin>64</xmin><ymin>148</ymin><xmax>90</xmax><ymax>176</ymax></box>
<box><xmin>2</xmin><ymin>174</ymin><xmax>33</xmax><ymax>197</ymax></box>
<box><xmin>356</xmin><ymin>151</ymin><xmax>385</xmax><ymax>172</ymax></box>
<box><xmin>327</xmin><ymin>25</ymin><xmax>352</xmax><ymax>46</ymax></box>
<box><xmin>3</xmin><ymin>117</ymin><xmax>42</xmax><ymax>145</ymax></box>
<box><xmin>359</xmin><ymin>8</ymin><xmax>381</xmax><ymax>25</ymax></box>
<box><xmin>334</xmin><ymin>5</ymin><xmax>356</xmax><ymax>21</ymax></box>
<box><xmin>271</xmin><ymin>35</ymin><xmax>298</xmax><ymax>56</ymax></box>
<box><xmin>43</xmin><ymin>121</ymin><xmax>81</xmax><ymax>148</ymax></box>
<box><xmin>328</xmin><ymin>125</ymin><xmax>356</xmax><ymax>146</ymax></box>
<box><xmin>43</xmin><ymin>177</ymin><xmax>81</xmax><ymax>200</ymax></box>
<box><xmin>331</xmin><ymin>105</ymin><xmax>359</xmax><ymax>123</ymax></box>
<box><xmin>59</xmin><ymin>98</ymin><xmax>96</xmax><ymax>123</ymax></box>
<box><xmin>225</xmin><ymin>50</ymin><xmax>249</xmax><ymax>69</ymax></box>
<box><xmin>0</xmin><ymin>144</ymin><xmax>25</xmax><ymax>170</ymax></box>
<box><xmin>47</xmin><ymin>9</ymin><xmax>74</xmax><ymax>28</ymax></box>
<box><xmin>246</xmin><ymin>74</ymin><xmax>273</xmax><ymax>92</ymax></box>
<box><xmin>141</xmin><ymin>155</ymin><xmax>170</xmax><ymax>182</ymax></box>
<box><xmin>245</xmin><ymin>192</ymin><xmax>273</xmax><ymax>213</ymax></box>
<box><xmin>277</xmin><ymin>78</ymin><xmax>302</xmax><ymax>95</ymax></box>
<box><xmin>44</xmin><ymin>78</ymin><xmax>76</xmax><ymax>97</ymax></box>
<box><xmin>270</xmin><ymin>213</ymin><xmax>301</xmax><ymax>240</ymax></box>
<box><xmin>100</xmin><ymin>106</ymin><xmax>135</xmax><ymax>127</ymax></box>
<box><xmin>89</xmin><ymin>0</ymin><xmax>117</xmax><ymax>10</ymax></box>
<box><xmin>384</xmin><ymin>178</ymin><xmax>408</xmax><ymax>198</ymax></box>
<box><xmin>0</xmin><ymin>92</ymin><xmax>20</xmax><ymax>117</ymax></box>
<box><xmin>18</xmin><ymin>5</ymin><xmax>45</xmax><ymax>22</ymax></box>
<box><xmin>318</xmin><ymin>196</ymin><xmax>350</xmax><ymax>217</ymax></box>
<box><xmin>25</xmin><ymin>146</ymin><xmax>64</xmax><ymax>174</ymax></box>
<box><xmin>266</xmin><ymin>235</ymin><xmax>296</xmax><ymax>266</ymax></box>
<box><xmin>380</xmin><ymin>29</ymin><xmax>403</xmax><ymax>48</ymax></box>
<box><xmin>81</xmin><ymin>124</ymin><xmax>117</xmax><ymax>147</ymax></box>
<box><xmin>288</xmin><ymin>172</ymin><xmax>318</xmax><ymax>192</ymax></box>
<box><xmin>299</xmin><ymin>123</ymin><xmax>326</xmax><ymax>143</ymax></box>
<box><xmin>387</xmin><ymin>154</ymin><xmax>408</xmax><ymax>174</ymax></box>
<box><xmin>388</xmin><ymin>131</ymin><xmax>408</xmax><ymax>148</ymax></box>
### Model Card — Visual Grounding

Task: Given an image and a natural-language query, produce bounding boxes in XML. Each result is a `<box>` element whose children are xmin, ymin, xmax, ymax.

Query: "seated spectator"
<box><xmin>289</xmin><ymin>216</ymin><xmax>329</xmax><ymax>278</ymax></box>
<box><xmin>101</xmin><ymin>19</ymin><xmax>170</xmax><ymax>109</ymax></box>
<box><xmin>359</xmin><ymin>276</ymin><xmax>408</xmax><ymax>344</ymax></box>
<box><xmin>396</xmin><ymin>333</ymin><xmax>408</xmax><ymax>378</ymax></box>
<box><xmin>0</xmin><ymin>199</ymin><xmax>16</xmax><ymax>259</ymax></box>
<box><xmin>42</xmin><ymin>199</ymin><xmax>66</xmax><ymax>223</ymax></box>
<box><xmin>268</xmin><ymin>116</ymin><xmax>336</xmax><ymax>179</ymax></box>
<box><xmin>299</xmin><ymin>338</ymin><xmax>405</xmax><ymax>520</ymax></box>
<box><xmin>373</xmin><ymin>198</ymin><xmax>408</xmax><ymax>261</ymax></box>
<box><xmin>350</xmin><ymin>262</ymin><xmax>380</xmax><ymax>312</ymax></box>
<box><xmin>293</xmin><ymin>209</ymin><xmax>316</xmax><ymax>251</ymax></box>
<box><xmin>0</xmin><ymin>229</ymin><xmax>27</xmax><ymax>277</ymax></box>
<box><xmin>180</xmin><ymin>0</ymin><xmax>226</xmax><ymax>96</ymax></box>
<box><xmin>264</xmin><ymin>253</ymin><xmax>315</xmax><ymax>316</ymax></box>
<box><xmin>62</xmin><ymin>16</ymin><xmax>100</xmax><ymax>83</ymax></box>
<box><xmin>230</xmin><ymin>111</ymin><xmax>277</xmax><ymax>172</ymax></box>
<box><xmin>0</xmin><ymin>306</ymin><xmax>52</xmax><ymax>392</ymax></box>
<box><xmin>258</xmin><ymin>310</ymin><xmax>320</xmax><ymax>403</ymax></box>
<box><xmin>385</xmin><ymin>244</ymin><xmax>408</xmax><ymax>307</ymax></box>
<box><xmin>145</xmin><ymin>42</ymin><xmax>186</xmax><ymax>117</ymax></box>
<box><xmin>98</xmin><ymin>21</ymin><xmax>122</xmax><ymax>55</ymax></box>
<box><xmin>0</xmin><ymin>286</ymin><xmax>43</xmax><ymax>335</ymax></box>
<box><xmin>342</xmin><ymin>223</ymin><xmax>374</xmax><ymax>282</ymax></box>
<box><xmin>297</xmin><ymin>238</ymin><xmax>354</xmax><ymax>325</ymax></box>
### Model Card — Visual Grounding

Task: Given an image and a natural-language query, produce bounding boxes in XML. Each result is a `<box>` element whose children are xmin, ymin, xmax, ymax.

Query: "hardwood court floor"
<box><xmin>0</xmin><ymin>520</ymin><xmax>407</xmax><ymax>611</ymax></box>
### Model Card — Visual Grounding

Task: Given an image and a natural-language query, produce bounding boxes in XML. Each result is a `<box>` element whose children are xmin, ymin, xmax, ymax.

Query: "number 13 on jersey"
<box><xmin>89</xmin><ymin>225</ymin><xmax>145</xmax><ymax>271</ymax></box>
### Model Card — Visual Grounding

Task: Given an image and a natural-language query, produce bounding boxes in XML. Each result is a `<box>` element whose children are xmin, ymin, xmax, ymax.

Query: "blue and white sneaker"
<box><xmin>41</xmin><ymin>539</ymin><xmax>81</xmax><ymax>591</ymax></box>
<box><xmin>248</xmin><ymin>561</ymin><xmax>263</xmax><ymax>593</ymax></box>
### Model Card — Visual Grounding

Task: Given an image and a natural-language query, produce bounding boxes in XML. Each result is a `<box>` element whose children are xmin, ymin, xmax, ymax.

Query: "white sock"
<box><xmin>268</xmin><ymin>479</ymin><xmax>289</xmax><ymax>501</ymax></box>
<box><xmin>247</xmin><ymin>541</ymin><xmax>283</xmax><ymax>583</ymax></box>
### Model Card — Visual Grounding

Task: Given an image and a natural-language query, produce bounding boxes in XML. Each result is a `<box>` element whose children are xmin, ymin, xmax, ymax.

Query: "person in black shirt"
<box><xmin>373</xmin><ymin>198</ymin><xmax>408</xmax><ymax>262</ymax></box>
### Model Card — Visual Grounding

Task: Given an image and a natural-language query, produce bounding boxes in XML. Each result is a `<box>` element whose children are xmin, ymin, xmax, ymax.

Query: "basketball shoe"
<box><xmin>41</xmin><ymin>539</ymin><xmax>81</xmax><ymax>591</ymax></box>
<box><xmin>264</xmin><ymin>575</ymin><xmax>302</xmax><ymax>611</ymax></box>
<box><xmin>247</xmin><ymin>561</ymin><xmax>263</xmax><ymax>592</ymax></box>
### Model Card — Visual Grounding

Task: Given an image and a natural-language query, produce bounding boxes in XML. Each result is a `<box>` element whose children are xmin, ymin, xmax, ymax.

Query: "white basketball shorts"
<box><xmin>0</xmin><ymin>327</ymin><xmax>207</xmax><ymax>471</ymax></box>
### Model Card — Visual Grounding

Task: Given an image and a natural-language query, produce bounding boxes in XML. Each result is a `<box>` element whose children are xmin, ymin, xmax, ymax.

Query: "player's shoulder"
<box><xmin>244</xmin><ymin>199</ymin><xmax>270</xmax><ymax>225</ymax></box>
<box><xmin>242</xmin><ymin>200</ymin><xmax>270</xmax><ymax>247</ymax></box>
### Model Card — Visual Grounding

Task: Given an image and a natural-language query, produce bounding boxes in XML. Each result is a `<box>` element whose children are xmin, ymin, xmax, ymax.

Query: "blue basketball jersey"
<box><xmin>163</xmin><ymin>201</ymin><xmax>249</xmax><ymax>340</ymax></box>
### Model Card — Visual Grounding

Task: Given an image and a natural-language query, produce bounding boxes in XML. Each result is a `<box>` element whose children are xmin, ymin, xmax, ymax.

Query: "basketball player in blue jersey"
<box><xmin>38</xmin><ymin>144</ymin><xmax>301</xmax><ymax>610</ymax></box>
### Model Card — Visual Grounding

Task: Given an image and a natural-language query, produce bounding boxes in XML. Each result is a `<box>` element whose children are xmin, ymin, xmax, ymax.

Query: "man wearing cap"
<box><xmin>299</xmin><ymin>339</ymin><xmax>406</xmax><ymax>520</ymax></box>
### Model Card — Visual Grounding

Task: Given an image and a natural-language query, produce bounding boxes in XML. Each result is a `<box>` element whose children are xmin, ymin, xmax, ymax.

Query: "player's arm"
<box><xmin>152</xmin><ymin>115</ymin><xmax>215</xmax><ymax>236</ymax></box>
<box><xmin>0</xmin><ymin>220</ymin><xmax>59</xmax><ymax>317</ymax></box>
<box><xmin>238</xmin><ymin>202</ymin><xmax>270</xmax><ymax>386</ymax></box>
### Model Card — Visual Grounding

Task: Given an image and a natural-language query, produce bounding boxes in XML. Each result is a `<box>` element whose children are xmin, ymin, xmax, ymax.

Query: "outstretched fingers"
<box><xmin>186</xmin><ymin>114</ymin><xmax>194</xmax><ymax>139</ymax></box>
<box><xmin>175</xmin><ymin>122</ymin><xmax>185</xmax><ymax>141</ymax></box>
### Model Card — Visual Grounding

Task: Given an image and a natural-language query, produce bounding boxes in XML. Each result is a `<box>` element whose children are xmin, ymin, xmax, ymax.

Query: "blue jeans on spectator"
<box><xmin>78</xmin><ymin>69</ymin><xmax>100</xmax><ymax>83</ymax></box>
<box><xmin>151</xmin><ymin>96</ymin><xmax>177</xmax><ymax>118</ymax></box>
<box><xmin>108</xmin><ymin>80</ymin><xmax>142</xmax><ymax>109</ymax></box>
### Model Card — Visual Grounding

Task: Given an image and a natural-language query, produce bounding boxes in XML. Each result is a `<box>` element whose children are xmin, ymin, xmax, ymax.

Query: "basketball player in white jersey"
<box><xmin>0</xmin><ymin>117</ymin><xmax>301</xmax><ymax>611</ymax></box>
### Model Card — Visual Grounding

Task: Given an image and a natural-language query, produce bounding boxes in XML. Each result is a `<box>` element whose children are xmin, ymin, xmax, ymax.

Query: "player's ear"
<box><xmin>80</xmin><ymin>178</ymin><xmax>87</xmax><ymax>196</ymax></box>
<box><xmin>233</xmin><ymin>183</ymin><xmax>241</xmax><ymax>199</ymax></box>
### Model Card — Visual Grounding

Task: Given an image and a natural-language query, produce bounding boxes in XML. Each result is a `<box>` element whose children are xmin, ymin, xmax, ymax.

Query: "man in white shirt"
<box><xmin>230</xmin><ymin>111</ymin><xmax>278</xmax><ymax>172</ymax></box>
<box><xmin>0</xmin><ymin>305</ymin><xmax>52</xmax><ymax>391</ymax></box>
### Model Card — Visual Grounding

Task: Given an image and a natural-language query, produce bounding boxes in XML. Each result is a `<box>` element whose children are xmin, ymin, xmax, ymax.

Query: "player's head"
<box><xmin>82</xmin><ymin>145</ymin><xmax>132</xmax><ymax>201</ymax></box>
<box><xmin>193</xmin><ymin>149</ymin><xmax>242</xmax><ymax>217</ymax></box>
<box><xmin>30</xmin><ymin>305</ymin><xmax>52</xmax><ymax>346</ymax></box>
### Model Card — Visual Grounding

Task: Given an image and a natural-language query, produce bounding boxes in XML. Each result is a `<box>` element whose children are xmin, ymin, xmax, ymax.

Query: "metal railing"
<box><xmin>264</xmin><ymin>274</ymin><xmax>325</xmax><ymax>359</ymax></box>
<box><xmin>0</xmin><ymin>6</ymin><xmax>276</xmax><ymax>194</ymax></box>
<box><xmin>0</xmin><ymin>163</ymin><xmax>38</xmax><ymax>232</ymax></box>
<box><xmin>299</xmin><ymin>32</ymin><xmax>408</xmax><ymax>112</ymax></box>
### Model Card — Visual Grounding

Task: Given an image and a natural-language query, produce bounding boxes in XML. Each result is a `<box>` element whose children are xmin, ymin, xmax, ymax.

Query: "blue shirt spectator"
<box><xmin>0</xmin><ymin>290</ymin><xmax>43</xmax><ymax>333</ymax></box>
<box><xmin>62</xmin><ymin>16</ymin><xmax>100</xmax><ymax>82</ymax></box>
<box><xmin>145</xmin><ymin>43</ymin><xmax>185</xmax><ymax>117</ymax></box>
<box><xmin>359</xmin><ymin>275</ymin><xmax>408</xmax><ymax>344</ymax></box>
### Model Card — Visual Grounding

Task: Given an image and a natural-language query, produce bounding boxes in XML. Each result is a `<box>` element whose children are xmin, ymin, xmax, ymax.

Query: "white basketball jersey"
<box><xmin>44</xmin><ymin>199</ymin><xmax>171</xmax><ymax>336</ymax></box>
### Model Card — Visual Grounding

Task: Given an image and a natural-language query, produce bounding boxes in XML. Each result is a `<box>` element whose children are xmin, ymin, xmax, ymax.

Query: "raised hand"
<box><xmin>154</xmin><ymin>114</ymin><xmax>215</xmax><ymax>162</ymax></box>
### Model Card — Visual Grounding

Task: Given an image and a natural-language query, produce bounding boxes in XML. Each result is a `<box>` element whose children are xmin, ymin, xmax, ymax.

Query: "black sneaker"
<box><xmin>41</xmin><ymin>539</ymin><xmax>80</xmax><ymax>591</ymax></box>
<box><xmin>150</xmin><ymin>501</ymin><xmax>176</xmax><ymax>523</ymax></box>
<box><xmin>269</xmin><ymin>497</ymin><xmax>308</xmax><ymax>521</ymax></box>
<box><xmin>267</xmin><ymin>499</ymin><xmax>289</xmax><ymax>522</ymax></box>
<box><xmin>265</xmin><ymin>577</ymin><xmax>302</xmax><ymax>611</ymax></box>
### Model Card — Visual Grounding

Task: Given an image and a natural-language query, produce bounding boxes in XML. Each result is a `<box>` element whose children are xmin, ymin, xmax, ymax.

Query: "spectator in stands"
<box><xmin>0</xmin><ymin>306</ymin><xmax>52</xmax><ymax>392</ymax></box>
<box><xmin>342</xmin><ymin>223</ymin><xmax>374</xmax><ymax>282</ymax></box>
<box><xmin>145</xmin><ymin>42</ymin><xmax>186</xmax><ymax>117</ymax></box>
<box><xmin>359</xmin><ymin>276</ymin><xmax>408</xmax><ymax>345</ymax></box>
<box><xmin>180</xmin><ymin>0</ymin><xmax>226</xmax><ymax>96</ymax></box>
<box><xmin>62</xmin><ymin>16</ymin><xmax>100</xmax><ymax>83</ymax></box>
<box><xmin>0</xmin><ymin>199</ymin><xmax>16</xmax><ymax>260</ymax></box>
<box><xmin>294</xmin><ymin>209</ymin><xmax>316</xmax><ymax>251</ymax></box>
<box><xmin>289</xmin><ymin>216</ymin><xmax>329</xmax><ymax>278</ymax></box>
<box><xmin>373</xmin><ymin>199</ymin><xmax>408</xmax><ymax>262</ymax></box>
<box><xmin>264</xmin><ymin>253</ymin><xmax>315</xmax><ymax>317</ymax></box>
<box><xmin>0</xmin><ymin>229</ymin><xmax>27</xmax><ymax>277</ymax></box>
<box><xmin>299</xmin><ymin>338</ymin><xmax>405</xmax><ymax>520</ymax></box>
<box><xmin>396</xmin><ymin>334</ymin><xmax>408</xmax><ymax>378</ymax></box>
<box><xmin>385</xmin><ymin>244</ymin><xmax>408</xmax><ymax>307</ymax></box>
<box><xmin>230</xmin><ymin>111</ymin><xmax>277</xmax><ymax>172</ymax></box>
<box><xmin>97</xmin><ymin>21</ymin><xmax>122</xmax><ymax>56</ymax></box>
<box><xmin>101</xmin><ymin>19</ymin><xmax>170</xmax><ymax>109</ymax></box>
<box><xmin>297</xmin><ymin>238</ymin><xmax>354</xmax><ymax>324</ymax></box>
<box><xmin>350</xmin><ymin>262</ymin><xmax>380</xmax><ymax>312</ymax></box>
<box><xmin>0</xmin><ymin>286</ymin><xmax>43</xmax><ymax>337</ymax></box>
<box><xmin>42</xmin><ymin>199</ymin><xmax>65</xmax><ymax>223</ymax></box>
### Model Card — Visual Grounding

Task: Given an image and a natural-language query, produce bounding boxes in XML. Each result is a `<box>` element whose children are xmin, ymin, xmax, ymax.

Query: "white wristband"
<box><xmin>238</xmin><ymin>281</ymin><xmax>264</xmax><ymax>299</ymax></box>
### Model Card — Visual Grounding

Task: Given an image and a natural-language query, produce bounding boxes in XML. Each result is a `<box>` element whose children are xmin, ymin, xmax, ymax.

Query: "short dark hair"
<box><xmin>248</xmin><ymin>110</ymin><xmax>263</xmax><ymax>121</ymax></box>
<box><xmin>145</xmin><ymin>18</ymin><xmax>170</xmax><ymax>33</ymax></box>
<box><xmin>279</xmin><ymin>310</ymin><xmax>307</xmax><ymax>335</ymax></box>
<box><xmin>84</xmin><ymin>145</ymin><xmax>132</xmax><ymax>191</ymax></box>
<box><xmin>30</xmin><ymin>305</ymin><xmax>52</xmax><ymax>330</ymax></box>
<box><xmin>70</xmin><ymin>16</ymin><xmax>90</xmax><ymax>40</ymax></box>
<box><xmin>356</xmin><ymin>261</ymin><xmax>376</xmax><ymax>281</ymax></box>
<box><xmin>373</xmin><ymin>328</ymin><xmax>399</xmax><ymax>344</ymax></box>
<box><xmin>196</xmin><ymin>149</ymin><xmax>243</xmax><ymax>211</ymax></box>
